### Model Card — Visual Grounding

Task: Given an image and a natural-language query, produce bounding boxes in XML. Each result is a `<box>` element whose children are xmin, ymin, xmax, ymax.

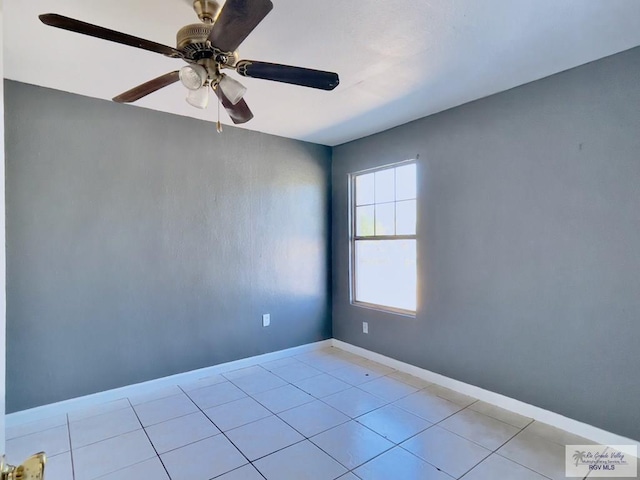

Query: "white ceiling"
<box><xmin>4</xmin><ymin>0</ymin><xmax>640</xmax><ymax>146</ymax></box>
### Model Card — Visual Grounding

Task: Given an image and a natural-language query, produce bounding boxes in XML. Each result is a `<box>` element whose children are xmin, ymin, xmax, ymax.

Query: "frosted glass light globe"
<box><xmin>179</xmin><ymin>64</ymin><xmax>208</xmax><ymax>91</ymax></box>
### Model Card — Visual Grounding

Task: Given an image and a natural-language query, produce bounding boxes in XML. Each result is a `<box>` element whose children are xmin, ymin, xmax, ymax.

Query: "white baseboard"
<box><xmin>332</xmin><ymin>339</ymin><xmax>640</xmax><ymax>456</ymax></box>
<box><xmin>6</xmin><ymin>340</ymin><xmax>332</xmax><ymax>427</ymax></box>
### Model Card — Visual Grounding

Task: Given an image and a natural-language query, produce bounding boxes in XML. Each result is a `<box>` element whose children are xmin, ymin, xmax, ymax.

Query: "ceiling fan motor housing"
<box><xmin>192</xmin><ymin>0</ymin><xmax>222</xmax><ymax>23</ymax></box>
<box><xmin>177</xmin><ymin>23</ymin><xmax>213</xmax><ymax>51</ymax></box>
<box><xmin>177</xmin><ymin>23</ymin><xmax>238</xmax><ymax>66</ymax></box>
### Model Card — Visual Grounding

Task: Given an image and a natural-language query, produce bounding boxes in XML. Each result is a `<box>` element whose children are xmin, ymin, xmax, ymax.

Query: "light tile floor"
<box><xmin>5</xmin><ymin>347</ymin><xmax>636</xmax><ymax>480</ymax></box>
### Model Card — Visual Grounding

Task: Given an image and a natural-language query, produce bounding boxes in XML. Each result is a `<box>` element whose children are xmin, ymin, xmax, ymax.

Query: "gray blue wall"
<box><xmin>332</xmin><ymin>47</ymin><xmax>640</xmax><ymax>441</ymax></box>
<box><xmin>5</xmin><ymin>81</ymin><xmax>332</xmax><ymax>412</ymax></box>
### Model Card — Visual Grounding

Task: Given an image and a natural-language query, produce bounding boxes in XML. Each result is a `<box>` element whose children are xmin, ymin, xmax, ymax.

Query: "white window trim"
<box><xmin>348</xmin><ymin>159</ymin><xmax>417</xmax><ymax>317</ymax></box>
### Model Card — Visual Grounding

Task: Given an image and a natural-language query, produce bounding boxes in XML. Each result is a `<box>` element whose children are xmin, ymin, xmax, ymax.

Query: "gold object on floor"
<box><xmin>0</xmin><ymin>452</ymin><xmax>46</xmax><ymax>480</ymax></box>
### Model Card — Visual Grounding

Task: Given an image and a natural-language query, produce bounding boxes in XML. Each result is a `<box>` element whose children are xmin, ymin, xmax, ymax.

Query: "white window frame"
<box><xmin>349</xmin><ymin>159</ymin><xmax>417</xmax><ymax>317</ymax></box>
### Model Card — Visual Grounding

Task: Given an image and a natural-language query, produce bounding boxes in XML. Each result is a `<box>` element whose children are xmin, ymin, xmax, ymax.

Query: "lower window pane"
<box><xmin>354</xmin><ymin>239</ymin><xmax>416</xmax><ymax>312</ymax></box>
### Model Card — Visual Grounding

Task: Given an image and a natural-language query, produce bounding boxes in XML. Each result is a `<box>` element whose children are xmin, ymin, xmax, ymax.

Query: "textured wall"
<box><xmin>5</xmin><ymin>81</ymin><xmax>332</xmax><ymax>412</ymax></box>
<box><xmin>332</xmin><ymin>47</ymin><xmax>640</xmax><ymax>441</ymax></box>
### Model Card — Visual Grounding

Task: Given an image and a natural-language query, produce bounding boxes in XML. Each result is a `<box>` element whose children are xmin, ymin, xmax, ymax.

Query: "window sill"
<box><xmin>350</xmin><ymin>301</ymin><xmax>416</xmax><ymax>318</ymax></box>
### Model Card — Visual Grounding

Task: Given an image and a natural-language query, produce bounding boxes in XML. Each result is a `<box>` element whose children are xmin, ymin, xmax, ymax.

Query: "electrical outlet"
<box><xmin>262</xmin><ymin>314</ymin><xmax>271</xmax><ymax>327</ymax></box>
<box><xmin>363</xmin><ymin>322</ymin><xmax>369</xmax><ymax>334</ymax></box>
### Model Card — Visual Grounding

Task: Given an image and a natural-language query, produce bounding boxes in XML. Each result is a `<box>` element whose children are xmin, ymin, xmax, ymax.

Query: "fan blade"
<box><xmin>236</xmin><ymin>60</ymin><xmax>339</xmax><ymax>90</ymax></box>
<box><xmin>213</xmin><ymin>86</ymin><xmax>254</xmax><ymax>124</ymax></box>
<box><xmin>113</xmin><ymin>71</ymin><xmax>180</xmax><ymax>103</ymax></box>
<box><xmin>39</xmin><ymin>13</ymin><xmax>183</xmax><ymax>58</ymax></box>
<box><xmin>207</xmin><ymin>0</ymin><xmax>273</xmax><ymax>52</ymax></box>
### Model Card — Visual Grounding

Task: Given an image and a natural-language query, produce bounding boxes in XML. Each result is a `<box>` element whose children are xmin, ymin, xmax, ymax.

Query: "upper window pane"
<box><xmin>356</xmin><ymin>205</ymin><xmax>375</xmax><ymax>236</ymax></box>
<box><xmin>375</xmin><ymin>169</ymin><xmax>395</xmax><ymax>203</ymax></box>
<box><xmin>395</xmin><ymin>164</ymin><xmax>416</xmax><ymax>201</ymax></box>
<box><xmin>353</xmin><ymin>162</ymin><xmax>417</xmax><ymax>239</ymax></box>
<box><xmin>396</xmin><ymin>200</ymin><xmax>416</xmax><ymax>235</ymax></box>
<box><xmin>355</xmin><ymin>173</ymin><xmax>375</xmax><ymax>206</ymax></box>
<box><xmin>375</xmin><ymin>203</ymin><xmax>395</xmax><ymax>235</ymax></box>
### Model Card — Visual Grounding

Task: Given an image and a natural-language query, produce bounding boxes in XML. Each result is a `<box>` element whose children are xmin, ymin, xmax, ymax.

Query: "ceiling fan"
<box><xmin>39</xmin><ymin>0</ymin><xmax>340</xmax><ymax>126</ymax></box>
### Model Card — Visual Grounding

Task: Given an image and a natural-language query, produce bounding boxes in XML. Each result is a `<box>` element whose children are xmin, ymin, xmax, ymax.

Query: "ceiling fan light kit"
<box><xmin>186</xmin><ymin>86</ymin><xmax>210</xmax><ymax>109</ymax></box>
<box><xmin>39</xmin><ymin>0</ymin><xmax>339</xmax><ymax>126</ymax></box>
<box><xmin>218</xmin><ymin>74</ymin><xmax>248</xmax><ymax>105</ymax></box>
<box><xmin>179</xmin><ymin>64</ymin><xmax>208</xmax><ymax>90</ymax></box>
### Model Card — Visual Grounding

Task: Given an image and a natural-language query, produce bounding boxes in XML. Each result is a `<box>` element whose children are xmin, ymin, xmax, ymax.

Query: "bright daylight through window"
<box><xmin>351</xmin><ymin>161</ymin><xmax>417</xmax><ymax>314</ymax></box>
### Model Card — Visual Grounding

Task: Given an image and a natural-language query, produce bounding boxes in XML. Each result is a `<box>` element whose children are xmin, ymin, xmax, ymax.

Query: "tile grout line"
<box><xmin>70</xmin><ymin>400</ymin><xmax>176</xmax><ymax>479</ymax></box>
<box><xmin>61</xmin><ymin>410</ymin><xmax>147</xmax><ymax>460</ymax></box>
<box><xmin>264</xmin><ymin>375</ymin><xmax>386</xmax><ymax>478</ymax></box>
<box><xmin>450</xmin><ymin>408</ymin><xmax>556</xmax><ymax>480</ymax></box>
<box><xmin>5</xmin><ymin>419</ymin><xmax>67</xmax><ymax>442</ymax></box>
<box><xmin>341</xmin><ymin>389</ymin><xmax>472</xmax><ymax>478</ymax></box>
<box><xmin>415</xmin><ymin>401</ymin><xmax>552</xmax><ymax>479</ymax></box>
<box><xmin>272</xmin><ymin>363</ymin><xmax>404</xmax><ymax>476</ymax></box>
<box><xmin>125</xmin><ymin>397</ymin><xmax>173</xmax><ymax>480</ymax></box>
<box><xmin>337</xmin><ymin>412</ymin><xmax>486</xmax><ymax>480</ymax></box>
<box><xmin>65</xmin><ymin>413</ymin><xmax>77</xmax><ymax>480</ymax></box>
<box><xmin>176</xmin><ymin>384</ymin><xmax>269</xmax><ymax>480</ymax></box>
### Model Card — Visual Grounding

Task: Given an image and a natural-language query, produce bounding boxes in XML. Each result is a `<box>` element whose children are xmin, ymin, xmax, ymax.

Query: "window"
<box><xmin>350</xmin><ymin>161</ymin><xmax>417</xmax><ymax>315</ymax></box>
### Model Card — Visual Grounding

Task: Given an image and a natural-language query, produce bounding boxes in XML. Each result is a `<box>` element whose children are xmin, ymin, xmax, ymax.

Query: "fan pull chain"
<box><xmin>216</xmin><ymin>93</ymin><xmax>222</xmax><ymax>133</ymax></box>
